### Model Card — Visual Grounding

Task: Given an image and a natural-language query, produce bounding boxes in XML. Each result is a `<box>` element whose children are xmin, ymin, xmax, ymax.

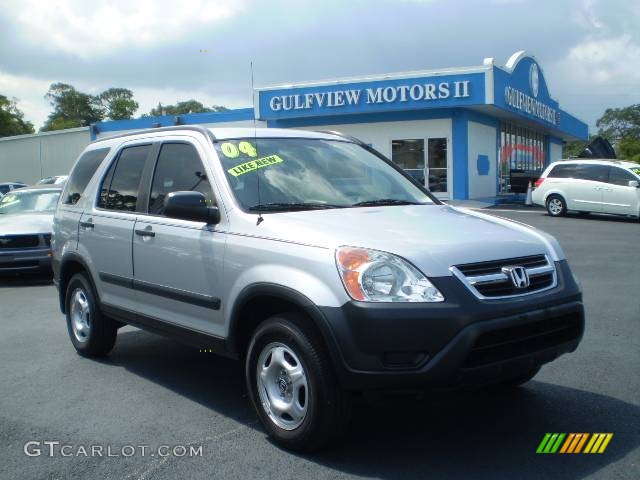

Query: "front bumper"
<box><xmin>319</xmin><ymin>260</ymin><xmax>584</xmax><ymax>390</ymax></box>
<box><xmin>0</xmin><ymin>247</ymin><xmax>52</xmax><ymax>273</ymax></box>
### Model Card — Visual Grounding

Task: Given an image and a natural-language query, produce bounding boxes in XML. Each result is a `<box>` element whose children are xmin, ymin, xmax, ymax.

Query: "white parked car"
<box><xmin>532</xmin><ymin>160</ymin><xmax>640</xmax><ymax>218</ymax></box>
<box><xmin>36</xmin><ymin>175</ymin><xmax>68</xmax><ymax>186</ymax></box>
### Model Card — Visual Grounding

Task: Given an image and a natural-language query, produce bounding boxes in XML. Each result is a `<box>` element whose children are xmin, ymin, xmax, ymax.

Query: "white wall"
<box><xmin>295</xmin><ymin>119</ymin><xmax>452</xmax><ymax>196</ymax></box>
<box><xmin>0</xmin><ymin>128</ymin><xmax>91</xmax><ymax>184</ymax></box>
<box><xmin>467</xmin><ymin>121</ymin><xmax>497</xmax><ymax>199</ymax></box>
<box><xmin>550</xmin><ymin>142</ymin><xmax>563</xmax><ymax>163</ymax></box>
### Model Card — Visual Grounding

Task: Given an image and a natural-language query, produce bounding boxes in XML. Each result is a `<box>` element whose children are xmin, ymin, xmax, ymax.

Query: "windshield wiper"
<box><xmin>352</xmin><ymin>198</ymin><xmax>423</xmax><ymax>207</ymax></box>
<box><xmin>248</xmin><ymin>202</ymin><xmax>344</xmax><ymax>212</ymax></box>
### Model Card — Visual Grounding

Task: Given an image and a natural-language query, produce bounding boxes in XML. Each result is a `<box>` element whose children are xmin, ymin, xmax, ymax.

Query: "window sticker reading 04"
<box><xmin>219</xmin><ymin>141</ymin><xmax>258</xmax><ymax>159</ymax></box>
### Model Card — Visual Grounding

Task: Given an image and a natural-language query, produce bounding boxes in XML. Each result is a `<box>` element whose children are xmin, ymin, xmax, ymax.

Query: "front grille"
<box><xmin>463</xmin><ymin>314</ymin><xmax>582</xmax><ymax>368</ymax></box>
<box><xmin>0</xmin><ymin>235</ymin><xmax>40</xmax><ymax>249</ymax></box>
<box><xmin>452</xmin><ymin>254</ymin><xmax>556</xmax><ymax>299</ymax></box>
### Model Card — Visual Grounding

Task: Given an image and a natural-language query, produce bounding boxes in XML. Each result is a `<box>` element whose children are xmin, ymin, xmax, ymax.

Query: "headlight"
<box><xmin>335</xmin><ymin>246</ymin><xmax>444</xmax><ymax>302</ymax></box>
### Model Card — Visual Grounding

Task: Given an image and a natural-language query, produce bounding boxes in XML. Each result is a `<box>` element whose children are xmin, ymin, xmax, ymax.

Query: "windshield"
<box><xmin>0</xmin><ymin>190</ymin><xmax>60</xmax><ymax>214</ymax></box>
<box><xmin>214</xmin><ymin>138</ymin><xmax>434</xmax><ymax>211</ymax></box>
<box><xmin>630</xmin><ymin>167</ymin><xmax>640</xmax><ymax>177</ymax></box>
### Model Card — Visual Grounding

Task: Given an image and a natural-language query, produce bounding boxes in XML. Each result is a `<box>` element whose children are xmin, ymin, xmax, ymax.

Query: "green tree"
<box><xmin>596</xmin><ymin>104</ymin><xmax>640</xmax><ymax>161</ymax></box>
<box><xmin>596</xmin><ymin>104</ymin><xmax>640</xmax><ymax>141</ymax></box>
<box><xmin>146</xmin><ymin>100</ymin><xmax>228</xmax><ymax>116</ymax></box>
<box><xmin>41</xmin><ymin>83</ymin><xmax>104</xmax><ymax>131</ymax></box>
<box><xmin>98</xmin><ymin>88</ymin><xmax>139</xmax><ymax>120</ymax></box>
<box><xmin>617</xmin><ymin>136</ymin><xmax>640</xmax><ymax>163</ymax></box>
<box><xmin>0</xmin><ymin>94</ymin><xmax>35</xmax><ymax>137</ymax></box>
<box><xmin>563</xmin><ymin>140</ymin><xmax>587</xmax><ymax>158</ymax></box>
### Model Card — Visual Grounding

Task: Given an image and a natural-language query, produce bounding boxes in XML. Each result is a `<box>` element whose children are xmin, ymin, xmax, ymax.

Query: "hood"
<box><xmin>237</xmin><ymin>204</ymin><xmax>560</xmax><ymax>277</ymax></box>
<box><xmin>0</xmin><ymin>212</ymin><xmax>54</xmax><ymax>236</ymax></box>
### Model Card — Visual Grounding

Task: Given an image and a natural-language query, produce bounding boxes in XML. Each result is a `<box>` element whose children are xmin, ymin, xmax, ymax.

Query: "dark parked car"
<box><xmin>0</xmin><ymin>182</ymin><xmax>28</xmax><ymax>197</ymax></box>
<box><xmin>0</xmin><ymin>185</ymin><xmax>61</xmax><ymax>274</ymax></box>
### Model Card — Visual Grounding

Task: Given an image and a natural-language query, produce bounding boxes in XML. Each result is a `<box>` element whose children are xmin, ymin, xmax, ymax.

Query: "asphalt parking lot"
<box><xmin>1</xmin><ymin>209</ymin><xmax>638</xmax><ymax>480</ymax></box>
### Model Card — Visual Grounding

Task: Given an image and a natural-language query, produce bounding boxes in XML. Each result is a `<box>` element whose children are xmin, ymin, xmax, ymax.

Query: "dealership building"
<box><xmin>0</xmin><ymin>51</ymin><xmax>588</xmax><ymax>201</ymax></box>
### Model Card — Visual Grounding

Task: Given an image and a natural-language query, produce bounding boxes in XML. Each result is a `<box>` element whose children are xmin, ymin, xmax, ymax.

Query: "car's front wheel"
<box><xmin>546</xmin><ymin>195</ymin><xmax>567</xmax><ymax>217</ymax></box>
<box><xmin>65</xmin><ymin>273</ymin><xmax>117</xmax><ymax>357</ymax></box>
<box><xmin>245</xmin><ymin>314</ymin><xmax>351</xmax><ymax>452</ymax></box>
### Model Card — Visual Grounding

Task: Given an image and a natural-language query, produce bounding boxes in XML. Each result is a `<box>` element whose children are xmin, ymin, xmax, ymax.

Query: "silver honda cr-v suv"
<box><xmin>52</xmin><ymin>126</ymin><xmax>584</xmax><ymax>451</ymax></box>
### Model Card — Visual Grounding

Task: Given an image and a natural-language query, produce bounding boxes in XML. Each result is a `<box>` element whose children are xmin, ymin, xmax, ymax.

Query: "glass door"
<box><xmin>427</xmin><ymin>138</ymin><xmax>448</xmax><ymax>198</ymax></box>
<box><xmin>391</xmin><ymin>139</ymin><xmax>425</xmax><ymax>185</ymax></box>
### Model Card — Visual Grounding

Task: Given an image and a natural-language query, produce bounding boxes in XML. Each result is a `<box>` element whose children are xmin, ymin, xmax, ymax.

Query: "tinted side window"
<box><xmin>63</xmin><ymin>148</ymin><xmax>110</xmax><ymax>205</ymax></box>
<box><xmin>548</xmin><ymin>164</ymin><xmax>575</xmax><ymax>178</ymax></box>
<box><xmin>608</xmin><ymin>167</ymin><xmax>637</xmax><ymax>186</ymax></box>
<box><xmin>148</xmin><ymin>143</ymin><xmax>214</xmax><ymax>215</ymax></box>
<box><xmin>100</xmin><ymin>145</ymin><xmax>150</xmax><ymax>211</ymax></box>
<box><xmin>573</xmin><ymin>164</ymin><xmax>608</xmax><ymax>182</ymax></box>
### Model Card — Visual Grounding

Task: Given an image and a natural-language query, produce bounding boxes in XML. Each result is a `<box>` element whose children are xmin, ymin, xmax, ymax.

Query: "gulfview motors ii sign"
<box><xmin>268</xmin><ymin>80</ymin><xmax>472</xmax><ymax>112</ymax></box>
<box><xmin>504</xmin><ymin>64</ymin><xmax>559</xmax><ymax>126</ymax></box>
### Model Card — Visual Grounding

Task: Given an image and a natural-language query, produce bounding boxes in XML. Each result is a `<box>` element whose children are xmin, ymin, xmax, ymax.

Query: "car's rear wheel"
<box><xmin>65</xmin><ymin>273</ymin><xmax>117</xmax><ymax>357</ymax></box>
<box><xmin>546</xmin><ymin>195</ymin><xmax>567</xmax><ymax>217</ymax></box>
<box><xmin>245</xmin><ymin>313</ymin><xmax>351</xmax><ymax>452</ymax></box>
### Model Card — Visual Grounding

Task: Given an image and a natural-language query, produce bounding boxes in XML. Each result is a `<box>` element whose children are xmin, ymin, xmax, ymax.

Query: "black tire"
<box><xmin>546</xmin><ymin>195</ymin><xmax>567</xmax><ymax>217</ymax></box>
<box><xmin>65</xmin><ymin>272</ymin><xmax>117</xmax><ymax>357</ymax></box>
<box><xmin>245</xmin><ymin>313</ymin><xmax>351</xmax><ymax>452</ymax></box>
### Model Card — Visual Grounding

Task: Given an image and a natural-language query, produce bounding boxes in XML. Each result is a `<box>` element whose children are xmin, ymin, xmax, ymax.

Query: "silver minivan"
<box><xmin>53</xmin><ymin>126</ymin><xmax>585</xmax><ymax>451</ymax></box>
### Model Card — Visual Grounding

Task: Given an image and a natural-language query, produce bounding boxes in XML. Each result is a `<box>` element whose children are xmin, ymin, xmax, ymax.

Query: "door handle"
<box><xmin>135</xmin><ymin>228</ymin><xmax>155</xmax><ymax>237</ymax></box>
<box><xmin>79</xmin><ymin>220</ymin><xmax>94</xmax><ymax>229</ymax></box>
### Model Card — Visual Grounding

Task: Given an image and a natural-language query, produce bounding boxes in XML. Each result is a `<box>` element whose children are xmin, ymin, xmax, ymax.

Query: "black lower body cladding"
<box><xmin>319</xmin><ymin>260</ymin><xmax>585</xmax><ymax>390</ymax></box>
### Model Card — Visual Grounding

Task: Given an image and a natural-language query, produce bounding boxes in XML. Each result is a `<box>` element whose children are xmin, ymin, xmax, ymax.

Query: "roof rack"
<box><xmin>93</xmin><ymin>124</ymin><xmax>217</xmax><ymax>143</ymax></box>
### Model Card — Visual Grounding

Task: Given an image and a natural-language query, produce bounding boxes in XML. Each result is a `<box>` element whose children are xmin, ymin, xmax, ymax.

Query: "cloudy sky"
<box><xmin>1</xmin><ymin>0</ymin><xmax>639</xmax><ymax>132</ymax></box>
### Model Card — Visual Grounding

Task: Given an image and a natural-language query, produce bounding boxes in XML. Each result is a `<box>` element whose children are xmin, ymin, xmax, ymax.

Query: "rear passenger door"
<box><xmin>563</xmin><ymin>164</ymin><xmax>607</xmax><ymax>212</ymax></box>
<box><xmin>602</xmin><ymin>166</ymin><xmax>640</xmax><ymax>215</ymax></box>
<box><xmin>55</xmin><ymin>147</ymin><xmax>111</xmax><ymax>255</ymax></box>
<box><xmin>132</xmin><ymin>140</ymin><xmax>226</xmax><ymax>337</ymax></box>
<box><xmin>78</xmin><ymin>143</ymin><xmax>153</xmax><ymax>312</ymax></box>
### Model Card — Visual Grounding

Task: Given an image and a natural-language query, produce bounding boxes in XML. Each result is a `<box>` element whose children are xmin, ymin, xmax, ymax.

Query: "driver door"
<box><xmin>132</xmin><ymin>139</ymin><xmax>226</xmax><ymax>337</ymax></box>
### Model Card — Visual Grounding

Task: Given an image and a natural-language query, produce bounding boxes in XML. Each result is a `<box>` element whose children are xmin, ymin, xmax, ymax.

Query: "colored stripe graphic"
<box><xmin>536</xmin><ymin>433</ymin><xmax>565</xmax><ymax>453</ymax></box>
<box><xmin>584</xmin><ymin>434</ymin><xmax>613</xmax><ymax>454</ymax></box>
<box><xmin>559</xmin><ymin>433</ymin><xmax>575</xmax><ymax>453</ymax></box>
<box><xmin>538</xmin><ymin>433</ymin><xmax>613</xmax><ymax>454</ymax></box>
<box><xmin>536</xmin><ymin>433</ymin><xmax>551</xmax><ymax>453</ymax></box>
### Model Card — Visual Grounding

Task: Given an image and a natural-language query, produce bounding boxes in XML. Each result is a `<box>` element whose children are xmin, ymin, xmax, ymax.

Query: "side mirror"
<box><xmin>163</xmin><ymin>191</ymin><xmax>221</xmax><ymax>224</ymax></box>
<box><xmin>628</xmin><ymin>180</ymin><xmax>639</xmax><ymax>188</ymax></box>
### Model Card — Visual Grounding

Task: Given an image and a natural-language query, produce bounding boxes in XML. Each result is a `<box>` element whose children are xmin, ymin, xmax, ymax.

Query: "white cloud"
<box><xmin>0</xmin><ymin>71</ymin><xmax>52</xmax><ymax>129</ymax></box>
<box><xmin>0</xmin><ymin>70</ymin><xmax>252</xmax><ymax>130</ymax></box>
<box><xmin>5</xmin><ymin>0</ymin><xmax>247</xmax><ymax>59</ymax></box>
<box><xmin>564</xmin><ymin>34</ymin><xmax>640</xmax><ymax>84</ymax></box>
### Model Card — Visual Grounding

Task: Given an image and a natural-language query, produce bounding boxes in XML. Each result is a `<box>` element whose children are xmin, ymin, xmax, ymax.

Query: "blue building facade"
<box><xmin>92</xmin><ymin>51</ymin><xmax>588</xmax><ymax>201</ymax></box>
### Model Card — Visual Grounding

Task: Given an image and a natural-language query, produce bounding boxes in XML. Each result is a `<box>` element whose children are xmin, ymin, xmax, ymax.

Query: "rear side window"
<box><xmin>547</xmin><ymin>164</ymin><xmax>575</xmax><ymax>178</ymax></box>
<box><xmin>148</xmin><ymin>143</ymin><xmax>214</xmax><ymax>215</ymax></box>
<box><xmin>608</xmin><ymin>167</ymin><xmax>637</xmax><ymax>186</ymax></box>
<box><xmin>63</xmin><ymin>148</ymin><xmax>110</xmax><ymax>205</ymax></box>
<box><xmin>98</xmin><ymin>145</ymin><xmax>150</xmax><ymax>211</ymax></box>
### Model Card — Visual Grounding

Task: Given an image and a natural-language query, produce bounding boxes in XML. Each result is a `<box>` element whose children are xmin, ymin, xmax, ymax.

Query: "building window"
<box><xmin>499</xmin><ymin>122</ymin><xmax>547</xmax><ymax>193</ymax></box>
<box><xmin>392</xmin><ymin>139</ymin><xmax>425</xmax><ymax>185</ymax></box>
